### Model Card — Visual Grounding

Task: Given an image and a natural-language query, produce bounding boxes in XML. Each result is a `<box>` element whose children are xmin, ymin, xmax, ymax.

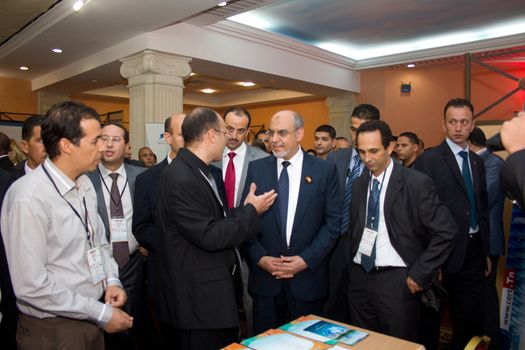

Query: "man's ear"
<box><xmin>20</xmin><ymin>140</ymin><xmax>29</xmax><ymax>155</ymax></box>
<box><xmin>58</xmin><ymin>138</ymin><xmax>73</xmax><ymax>156</ymax></box>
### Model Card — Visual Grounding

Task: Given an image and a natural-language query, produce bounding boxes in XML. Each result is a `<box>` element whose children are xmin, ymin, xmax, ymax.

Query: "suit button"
<box><xmin>466</xmin><ymin>211</ymin><xmax>470</xmax><ymax>215</ymax></box>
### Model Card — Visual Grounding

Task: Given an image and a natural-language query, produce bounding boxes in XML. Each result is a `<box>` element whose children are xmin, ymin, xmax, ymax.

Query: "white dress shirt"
<box><xmin>354</xmin><ymin>159</ymin><xmax>406</xmax><ymax>267</ymax></box>
<box><xmin>221</xmin><ymin>142</ymin><xmax>247</xmax><ymax>206</ymax></box>
<box><xmin>98</xmin><ymin>163</ymin><xmax>139</xmax><ymax>254</ymax></box>
<box><xmin>277</xmin><ymin>149</ymin><xmax>304</xmax><ymax>246</ymax></box>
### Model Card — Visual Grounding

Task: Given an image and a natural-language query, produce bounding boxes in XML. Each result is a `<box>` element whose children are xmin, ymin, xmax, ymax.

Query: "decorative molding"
<box><xmin>120</xmin><ymin>50</ymin><xmax>192</xmax><ymax>79</ymax></box>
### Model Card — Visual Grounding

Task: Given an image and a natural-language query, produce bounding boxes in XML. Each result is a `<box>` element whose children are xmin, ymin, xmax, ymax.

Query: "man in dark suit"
<box><xmin>469</xmin><ymin>127</ymin><xmax>505</xmax><ymax>346</ymax></box>
<box><xmin>414</xmin><ymin>98</ymin><xmax>491</xmax><ymax>350</ymax></box>
<box><xmin>156</xmin><ymin>107</ymin><xmax>276</xmax><ymax>350</ymax></box>
<box><xmin>242</xmin><ymin>110</ymin><xmax>341</xmax><ymax>334</ymax></box>
<box><xmin>212</xmin><ymin>107</ymin><xmax>269</xmax><ymax>336</ymax></box>
<box><xmin>347</xmin><ymin>120</ymin><xmax>455</xmax><ymax>342</ymax></box>
<box><xmin>500</xmin><ymin>111</ymin><xmax>525</xmax><ymax>209</ymax></box>
<box><xmin>87</xmin><ymin>122</ymin><xmax>146</xmax><ymax>349</ymax></box>
<box><xmin>324</xmin><ymin>103</ymin><xmax>379</xmax><ymax>322</ymax></box>
<box><xmin>0</xmin><ymin>115</ymin><xmax>46</xmax><ymax>349</ymax></box>
<box><xmin>0</xmin><ymin>132</ymin><xmax>14</xmax><ymax>173</ymax></box>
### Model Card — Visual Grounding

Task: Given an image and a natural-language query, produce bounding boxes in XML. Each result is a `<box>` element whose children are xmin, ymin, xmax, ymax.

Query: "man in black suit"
<box><xmin>156</xmin><ymin>107</ymin><xmax>276</xmax><ymax>350</ymax></box>
<box><xmin>414</xmin><ymin>98</ymin><xmax>491</xmax><ymax>350</ymax></box>
<box><xmin>87</xmin><ymin>122</ymin><xmax>146</xmax><ymax>349</ymax></box>
<box><xmin>242</xmin><ymin>110</ymin><xmax>341</xmax><ymax>333</ymax></box>
<box><xmin>500</xmin><ymin>111</ymin><xmax>525</xmax><ymax>209</ymax></box>
<box><xmin>0</xmin><ymin>132</ymin><xmax>14</xmax><ymax>173</ymax></box>
<box><xmin>0</xmin><ymin>115</ymin><xmax>46</xmax><ymax>349</ymax></box>
<box><xmin>324</xmin><ymin>103</ymin><xmax>380</xmax><ymax>322</ymax></box>
<box><xmin>347</xmin><ymin>120</ymin><xmax>455</xmax><ymax>342</ymax></box>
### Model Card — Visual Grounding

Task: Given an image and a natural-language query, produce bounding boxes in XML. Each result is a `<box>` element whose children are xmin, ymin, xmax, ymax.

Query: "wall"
<box><xmin>71</xmin><ymin>94</ymin><xmax>129</xmax><ymax>125</ymax></box>
<box><xmin>0</xmin><ymin>77</ymin><xmax>38</xmax><ymax>117</ymax></box>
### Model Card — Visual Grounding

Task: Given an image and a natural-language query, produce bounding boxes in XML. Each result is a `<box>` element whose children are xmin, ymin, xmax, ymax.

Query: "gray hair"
<box><xmin>292</xmin><ymin>111</ymin><xmax>304</xmax><ymax>130</ymax></box>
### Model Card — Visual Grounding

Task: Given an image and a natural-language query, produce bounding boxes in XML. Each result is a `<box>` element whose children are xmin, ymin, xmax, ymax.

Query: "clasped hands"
<box><xmin>104</xmin><ymin>285</ymin><xmax>133</xmax><ymax>333</ymax></box>
<box><xmin>258</xmin><ymin>255</ymin><xmax>307</xmax><ymax>279</ymax></box>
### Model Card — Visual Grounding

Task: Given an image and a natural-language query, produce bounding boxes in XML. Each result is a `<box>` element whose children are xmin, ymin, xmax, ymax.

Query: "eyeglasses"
<box><xmin>100</xmin><ymin>135</ymin><xmax>124</xmax><ymax>144</ymax></box>
<box><xmin>226</xmin><ymin>126</ymin><xmax>247</xmax><ymax>135</ymax></box>
<box><xmin>213</xmin><ymin>129</ymin><xmax>230</xmax><ymax>138</ymax></box>
<box><xmin>267</xmin><ymin>129</ymin><xmax>294</xmax><ymax>138</ymax></box>
<box><xmin>447</xmin><ymin>119</ymin><xmax>472</xmax><ymax>126</ymax></box>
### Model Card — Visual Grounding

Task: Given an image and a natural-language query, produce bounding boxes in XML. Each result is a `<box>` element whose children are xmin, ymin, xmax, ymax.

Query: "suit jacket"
<box><xmin>348</xmin><ymin>161</ymin><xmax>456</xmax><ymax>288</ymax></box>
<box><xmin>479</xmin><ymin>150</ymin><xmax>505</xmax><ymax>256</ymax></box>
<box><xmin>414</xmin><ymin>140</ymin><xmax>490</xmax><ymax>273</ymax></box>
<box><xmin>0</xmin><ymin>156</ymin><xmax>14</xmax><ymax>173</ymax></box>
<box><xmin>155</xmin><ymin>148</ymin><xmax>259</xmax><ymax>329</ymax></box>
<box><xmin>242</xmin><ymin>152</ymin><xmax>341</xmax><ymax>301</ymax></box>
<box><xmin>501</xmin><ymin>149</ymin><xmax>525</xmax><ymax>210</ymax></box>
<box><xmin>87</xmin><ymin>163</ymin><xmax>145</xmax><ymax>238</ymax></box>
<box><xmin>213</xmin><ymin>143</ymin><xmax>269</xmax><ymax>207</ymax></box>
<box><xmin>326</xmin><ymin>147</ymin><xmax>353</xmax><ymax>202</ymax></box>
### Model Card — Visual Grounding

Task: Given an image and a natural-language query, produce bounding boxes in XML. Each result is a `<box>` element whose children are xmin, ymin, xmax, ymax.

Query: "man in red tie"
<box><xmin>213</xmin><ymin>107</ymin><xmax>269</xmax><ymax>336</ymax></box>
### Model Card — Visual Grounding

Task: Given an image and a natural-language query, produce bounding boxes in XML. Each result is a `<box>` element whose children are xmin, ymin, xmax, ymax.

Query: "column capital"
<box><xmin>120</xmin><ymin>50</ymin><xmax>192</xmax><ymax>80</ymax></box>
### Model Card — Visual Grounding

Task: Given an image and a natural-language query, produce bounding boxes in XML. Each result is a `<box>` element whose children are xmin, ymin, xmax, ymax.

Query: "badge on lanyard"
<box><xmin>110</xmin><ymin>217</ymin><xmax>128</xmax><ymax>242</ymax></box>
<box><xmin>357</xmin><ymin>227</ymin><xmax>378</xmax><ymax>257</ymax></box>
<box><xmin>86</xmin><ymin>246</ymin><xmax>106</xmax><ymax>285</ymax></box>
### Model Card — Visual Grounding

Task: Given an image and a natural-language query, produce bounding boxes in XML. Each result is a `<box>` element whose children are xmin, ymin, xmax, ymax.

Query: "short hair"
<box><xmin>102</xmin><ymin>121</ymin><xmax>129</xmax><ymax>144</ymax></box>
<box><xmin>0</xmin><ymin>131</ymin><xmax>10</xmax><ymax>154</ymax></box>
<box><xmin>444</xmin><ymin>98</ymin><xmax>474</xmax><ymax>119</ymax></box>
<box><xmin>292</xmin><ymin>111</ymin><xmax>304</xmax><ymax>130</ymax></box>
<box><xmin>223</xmin><ymin>107</ymin><xmax>252</xmax><ymax>128</ymax></box>
<box><xmin>356</xmin><ymin>120</ymin><xmax>393</xmax><ymax>149</ymax></box>
<box><xmin>468</xmin><ymin>126</ymin><xmax>487</xmax><ymax>147</ymax></box>
<box><xmin>255</xmin><ymin>129</ymin><xmax>267</xmax><ymax>138</ymax></box>
<box><xmin>336</xmin><ymin>136</ymin><xmax>349</xmax><ymax>142</ymax></box>
<box><xmin>182</xmin><ymin>107</ymin><xmax>221</xmax><ymax>146</ymax></box>
<box><xmin>251</xmin><ymin>139</ymin><xmax>268</xmax><ymax>153</ymax></box>
<box><xmin>352</xmin><ymin>104</ymin><xmax>380</xmax><ymax>121</ymax></box>
<box><xmin>398</xmin><ymin>131</ymin><xmax>419</xmax><ymax>145</ymax></box>
<box><xmin>315</xmin><ymin>124</ymin><xmax>336</xmax><ymax>139</ymax></box>
<box><xmin>138</xmin><ymin>146</ymin><xmax>152</xmax><ymax>156</ymax></box>
<box><xmin>22</xmin><ymin>115</ymin><xmax>44</xmax><ymax>141</ymax></box>
<box><xmin>42</xmin><ymin>101</ymin><xmax>99</xmax><ymax>160</ymax></box>
<box><xmin>164</xmin><ymin>116</ymin><xmax>172</xmax><ymax>133</ymax></box>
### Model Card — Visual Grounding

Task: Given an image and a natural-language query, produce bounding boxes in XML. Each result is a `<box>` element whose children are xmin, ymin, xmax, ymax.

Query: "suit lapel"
<box><xmin>267</xmin><ymin>156</ymin><xmax>281</xmax><ymax>230</ymax></box>
<box><xmin>88</xmin><ymin>171</ymin><xmax>110</xmax><ymax>234</ymax></box>
<box><xmin>352</xmin><ymin>171</ymin><xmax>369</xmax><ymax>248</ymax></box>
<box><xmin>383</xmin><ymin>162</ymin><xmax>402</xmax><ymax>227</ymax></box>
<box><xmin>235</xmin><ymin>146</ymin><xmax>251</xmax><ymax>207</ymax></box>
<box><xmin>291</xmin><ymin>155</ymin><xmax>313</xmax><ymax>233</ymax></box>
<box><xmin>441</xmin><ymin>141</ymin><xmax>467</xmax><ymax>193</ymax></box>
<box><xmin>337</xmin><ymin>149</ymin><xmax>352</xmax><ymax>199</ymax></box>
<box><xmin>470</xmin><ymin>151</ymin><xmax>483</xmax><ymax>201</ymax></box>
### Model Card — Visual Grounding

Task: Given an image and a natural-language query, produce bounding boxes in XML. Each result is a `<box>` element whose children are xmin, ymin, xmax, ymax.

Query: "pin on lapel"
<box><xmin>305</xmin><ymin>176</ymin><xmax>313</xmax><ymax>184</ymax></box>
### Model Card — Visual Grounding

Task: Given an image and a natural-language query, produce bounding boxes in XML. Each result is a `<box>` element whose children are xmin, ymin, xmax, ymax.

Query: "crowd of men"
<box><xmin>0</xmin><ymin>98</ymin><xmax>524</xmax><ymax>350</ymax></box>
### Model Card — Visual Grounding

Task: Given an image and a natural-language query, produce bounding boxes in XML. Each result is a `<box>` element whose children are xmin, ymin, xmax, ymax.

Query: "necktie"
<box><xmin>361</xmin><ymin>178</ymin><xmax>380</xmax><ymax>272</ymax></box>
<box><xmin>278</xmin><ymin>161</ymin><xmax>290</xmax><ymax>247</ymax></box>
<box><xmin>225</xmin><ymin>152</ymin><xmax>236</xmax><ymax>208</ymax></box>
<box><xmin>341</xmin><ymin>152</ymin><xmax>362</xmax><ymax>235</ymax></box>
<box><xmin>109</xmin><ymin>173</ymin><xmax>129</xmax><ymax>268</ymax></box>
<box><xmin>459</xmin><ymin>151</ymin><xmax>478</xmax><ymax>230</ymax></box>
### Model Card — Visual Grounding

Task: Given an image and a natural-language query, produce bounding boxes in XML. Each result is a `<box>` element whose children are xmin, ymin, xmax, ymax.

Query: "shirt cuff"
<box><xmin>88</xmin><ymin>300</ymin><xmax>113</xmax><ymax>327</ymax></box>
<box><xmin>106</xmin><ymin>277</ymin><xmax>123</xmax><ymax>289</ymax></box>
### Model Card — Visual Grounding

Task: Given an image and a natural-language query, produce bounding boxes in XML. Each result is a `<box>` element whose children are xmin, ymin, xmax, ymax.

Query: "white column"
<box><xmin>120</xmin><ymin>50</ymin><xmax>192</xmax><ymax>155</ymax></box>
<box><xmin>326</xmin><ymin>92</ymin><xmax>356</xmax><ymax>143</ymax></box>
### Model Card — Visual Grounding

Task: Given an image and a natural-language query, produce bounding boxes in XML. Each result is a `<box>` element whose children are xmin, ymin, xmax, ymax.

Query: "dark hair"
<box><xmin>336</xmin><ymin>136</ymin><xmax>349</xmax><ymax>142</ymax></box>
<box><xmin>444</xmin><ymin>98</ymin><xmax>474</xmax><ymax>119</ymax></box>
<box><xmin>182</xmin><ymin>107</ymin><xmax>221</xmax><ymax>146</ymax></box>
<box><xmin>255</xmin><ymin>129</ymin><xmax>267</xmax><ymax>138</ymax></box>
<box><xmin>251</xmin><ymin>139</ymin><xmax>268</xmax><ymax>153</ymax></box>
<box><xmin>0</xmin><ymin>132</ymin><xmax>10</xmax><ymax>155</ymax></box>
<box><xmin>102</xmin><ymin>121</ymin><xmax>129</xmax><ymax>144</ymax></box>
<box><xmin>22</xmin><ymin>115</ymin><xmax>44</xmax><ymax>141</ymax></box>
<box><xmin>398</xmin><ymin>131</ymin><xmax>419</xmax><ymax>145</ymax></box>
<box><xmin>352</xmin><ymin>104</ymin><xmax>380</xmax><ymax>121</ymax></box>
<box><xmin>356</xmin><ymin>120</ymin><xmax>393</xmax><ymax>149</ymax></box>
<box><xmin>315</xmin><ymin>124</ymin><xmax>336</xmax><ymax>139</ymax></box>
<box><xmin>164</xmin><ymin>116</ymin><xmax>172</xmax><ymax>133</ymax></box>
<box><xmin>468</xmin><ymin>126</ymin><xmax>487</xmax><ymax>147</ymax></box>
<box><xmin>305</xmin><ymin>148</ymin><xmax>317</xmax><ymax>156</ymax></box>
<box><xmin>223</xmin><ymin>107</ymin><xmax>252</xmax><ymax>128</ymax></box>
<box><xmin>42</xmin><ymin>101</ymin><xmax>99</xmax><ymax>160</ymax></box>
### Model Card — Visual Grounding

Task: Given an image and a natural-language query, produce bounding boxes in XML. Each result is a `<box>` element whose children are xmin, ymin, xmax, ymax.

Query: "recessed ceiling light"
<box><xmin>190</xmin><ymin>72</ymin><xmax>196</xmax><ymax>76</ymax></box>
<box><xmin>218</xmin><ymin>1</ymin><xmax>228</xmax><ymax>6</ymax></box>
<box><xmin>201</xmin><ymin>88</ymin><xmax>216</xmax><ymax>94</ymax></box>
<box><xmin>52</xmin><ymin>48</ymin><xmax>63</xmax><ymax>53</ymax></box>
<box><xmin>240</xmin><ymin>81</ymin><xmax>255</xmax><ymax>87</ymax></box>
<box><xmin>91</xmin><ymin>79</ymin><xmax>98</xmax><ymax>83</ymax></box>
<box><xmin>19</xmin><ymin>66</ymin><xmax>29</xmax><ymax>71</ymax></box>
<box><xmin>73</xmin><ymin>0</ymin><xmax>85</xmax><ymax>11</ymax></box>
<box><xmin>407</xmin><ymin>63</ymin><xmax>416</xmax><ymax>68</ymax></box>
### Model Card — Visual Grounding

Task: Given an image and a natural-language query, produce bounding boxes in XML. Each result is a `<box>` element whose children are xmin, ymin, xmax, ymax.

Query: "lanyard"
<box><xmin>98</xmin><ymin>168</ymin><xmax>128</xmax><ymax>214</ymax></box>
<box><xmin>42</xmin><ymin>164</ymin><xmax>93</xmax><ymax>248</ymax></box>
<box><xmin>364</xmin><ymin>169</ymin><xmax>387</xmax><ymax>230</ymax></box>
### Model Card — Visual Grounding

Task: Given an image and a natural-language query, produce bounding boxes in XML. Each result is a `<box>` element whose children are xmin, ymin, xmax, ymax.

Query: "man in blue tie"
<box><xmin>242</xmin><ymin>110</ymin><xmax>340</xmax><ymax>334</ymax></box>
<box><xmin>414</xmin><ymin>98</ymin><xmax>491</xmax><ymax>350</ymax></box>
<box><xmin>347</xmin><ymin>120</ymin><xmax>455</xmax><ymax>342</ymax></box>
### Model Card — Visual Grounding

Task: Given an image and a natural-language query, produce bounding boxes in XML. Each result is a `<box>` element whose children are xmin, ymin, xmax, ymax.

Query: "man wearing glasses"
<box><xmin>242</xmin><ymin>110</ymin><xmax>340</xmax><ymax>334</ymax></box>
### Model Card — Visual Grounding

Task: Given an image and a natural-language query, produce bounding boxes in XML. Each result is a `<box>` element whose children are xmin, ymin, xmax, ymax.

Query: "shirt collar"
<box><xmin>224</xmin><ymin>141</ymin><xmax>247</xmax><ymax>158</ymax></box>
<box><xmin>446</xmin><ymin>137</ymin><xmax>468</xmax><ymax>155</ymax></box>
<box><xmin>179</xmin><ymin>148</ymin><xmax>211</xmax><ymax>177</ymax></box>
<box><xmin>98</xmin><ymin>162</ymin><xmax>126</xmax><ymax>179</ymax></box>
<box><xmin>43</xmin><ymin>158</ymin><xmax>77</xmax><ymax>196</ymax></box>
<box><xmin>371</xmin><ymin>157</ymin><xmax>393</xmax><ymax>185</ymax></box>
<box><xmin>278</xmin><ymin>148</ymin><xmax>303</xmax><ymax>168</ymax></box>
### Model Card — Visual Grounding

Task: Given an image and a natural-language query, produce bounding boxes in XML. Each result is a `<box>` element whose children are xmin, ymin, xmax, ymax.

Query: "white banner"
<box><xmin>145</xmin><ymin>123</ymin><xmax>169</xmax><ymax>162</ymax></box>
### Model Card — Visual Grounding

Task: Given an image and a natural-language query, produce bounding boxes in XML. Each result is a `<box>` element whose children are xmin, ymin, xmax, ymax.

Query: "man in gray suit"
<box><xmin>213</xmin><ymin>107</ymin><xmax>269</xmax><ymax>336</ymax></box>
<box><xmin>87</xmin><ymin>122</ymin><xmax>146</xmax><ymax>349</ymax></box>
<box><xmin>324</xmin><ymin>103</ymin><xmax>380</xmax><ymax>322</ymax></box>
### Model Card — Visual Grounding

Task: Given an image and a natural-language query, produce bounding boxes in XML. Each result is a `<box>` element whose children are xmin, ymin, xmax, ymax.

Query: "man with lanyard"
<box><xmin>1</xmin><ymin>101</ymin><xmax>132</xmax><ymax>349</ymax></box>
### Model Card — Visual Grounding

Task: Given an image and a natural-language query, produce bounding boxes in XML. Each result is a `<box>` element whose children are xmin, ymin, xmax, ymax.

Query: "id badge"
<box><xmin>110</xmin><ymin>218</ymin><xmax>128</xmax><ymax>242</ymax></box>
<box><xmin>86</xmin><ymin>246</ymin><xmax>106</xmax><ymax>285</ymax></box>
<box><xmin>357</xmin><ymin>227</ymin><xmax>377</xmax><ymax>257</ymax></box>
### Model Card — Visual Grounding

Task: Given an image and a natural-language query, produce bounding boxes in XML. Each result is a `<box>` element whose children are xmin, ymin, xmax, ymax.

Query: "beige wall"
<box><xmin>0</xmin><ymin>77</ymin><xmax>38</xmax><ymax>117</ymax></box>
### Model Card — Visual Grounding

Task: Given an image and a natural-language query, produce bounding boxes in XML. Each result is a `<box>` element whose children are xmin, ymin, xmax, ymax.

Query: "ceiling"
<box><xmin>1</xmin><ymin>0</ymin><xmax>524</xmax><ymax>105</ymax></box>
